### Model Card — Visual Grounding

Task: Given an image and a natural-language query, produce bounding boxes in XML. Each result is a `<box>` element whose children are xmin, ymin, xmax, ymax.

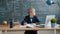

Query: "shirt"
<box><xmin>21</xmin><ymin>15</ymin><xmax>40</xmax><ymax>25</ymax></box>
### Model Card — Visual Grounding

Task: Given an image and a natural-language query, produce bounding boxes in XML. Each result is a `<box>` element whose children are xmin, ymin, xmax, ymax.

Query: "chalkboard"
<box><xmin>0</xmin><ymin>0</ymin><xmax>60</xmax><ymax>24</ymax></box>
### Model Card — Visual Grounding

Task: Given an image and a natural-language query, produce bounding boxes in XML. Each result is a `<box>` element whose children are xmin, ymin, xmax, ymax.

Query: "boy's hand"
<box><xmin>31</xmin><ymin>23</ymin><xmax>36</xmax><ymax>26</ymax></box>
<box><xmin>24</xmin><ymin>22</ymin><xmax>27</xmax><ymax>25</ymax></box>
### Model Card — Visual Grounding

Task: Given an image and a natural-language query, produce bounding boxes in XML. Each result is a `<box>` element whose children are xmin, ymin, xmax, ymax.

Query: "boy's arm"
<box><xmin>35</xmin><ymin>16</ymin><xmax>40</xmax><ymax>25</ymax></box>
<box><xmin>21</xmin><ymin>16</ymin><xmax>27</xmax><ymax>25</ymax></box>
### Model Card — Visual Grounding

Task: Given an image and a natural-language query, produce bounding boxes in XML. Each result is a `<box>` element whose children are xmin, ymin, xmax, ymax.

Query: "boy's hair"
<box><xmin>27</xmin><ymin>7</ymin><xmax>35</xmax><ymax>14</ymax></box>
<box><xmin>27</xmin><ymin>7</ymin><xmax>35</xmax><ymax>11</ymax></box>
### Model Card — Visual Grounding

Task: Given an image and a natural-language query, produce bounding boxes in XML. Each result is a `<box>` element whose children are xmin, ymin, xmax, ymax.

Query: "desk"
<box><xmin>0</xmin><ymin>25</ymin><xmax>60</xmax><ymax>34</ymax></box>
<box><xmin>0</xmin><ymin>25</ymin><xmax>60</xmax><ymax>30</ymax></box>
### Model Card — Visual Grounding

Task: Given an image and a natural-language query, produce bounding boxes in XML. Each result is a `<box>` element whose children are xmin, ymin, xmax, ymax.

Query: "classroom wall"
<box><xmin>0</xmin><ymin>0</ymin><xmax>60</xmax><ymax>24</ymax></box>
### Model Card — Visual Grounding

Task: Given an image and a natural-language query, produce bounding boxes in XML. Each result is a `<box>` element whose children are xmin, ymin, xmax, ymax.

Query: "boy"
<box><xmin>21</xmin><ymin>7</ymin><xmax>40</xmax><ymax>34</ymax></box>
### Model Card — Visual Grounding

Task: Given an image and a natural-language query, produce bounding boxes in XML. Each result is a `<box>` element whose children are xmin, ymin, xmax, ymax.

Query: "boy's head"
<box><xmin>27</xmin><ymin>7</ymin><xmax>36</xmax><ymax>16</ymax></box>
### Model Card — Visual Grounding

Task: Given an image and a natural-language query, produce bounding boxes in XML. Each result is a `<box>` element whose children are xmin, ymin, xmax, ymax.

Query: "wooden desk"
<box><xmin>0</xmin><ymin>25</ymin><xmax>60</xmax><ymax>30</ymax></box>
<box><xmin>0</xmin><ymin>25</ymin><xmax>60</xmax><ymax>34</ymax></box>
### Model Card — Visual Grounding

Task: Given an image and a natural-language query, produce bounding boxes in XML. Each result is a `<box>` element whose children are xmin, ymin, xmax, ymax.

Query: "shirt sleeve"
<box><xmin>21</xmin><ymin>16</ymin><xmax>27</xmax><ymax>25</ymax></box>
<box><xmin>35</xmin><ymin>16</ymin><xmax>40</xmax><ymax>25</ymax></box>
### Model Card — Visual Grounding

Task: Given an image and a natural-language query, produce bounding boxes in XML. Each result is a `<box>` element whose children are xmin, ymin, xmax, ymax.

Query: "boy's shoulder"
<box><xmin>25</xmin><ymin>15</ymin><xmax>37</xmax><ymax>17</ymax></box>
<box><xmin>25</xmin><ymin>15</ymin><xmax>29</xmax><ymax>17</ymax></box>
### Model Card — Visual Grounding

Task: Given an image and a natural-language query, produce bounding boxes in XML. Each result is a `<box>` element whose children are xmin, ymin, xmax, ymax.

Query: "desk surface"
<box><xmin>0</xmin><ymin>25</ymin><xmax>60</xmax><ymax>30</ymax></box>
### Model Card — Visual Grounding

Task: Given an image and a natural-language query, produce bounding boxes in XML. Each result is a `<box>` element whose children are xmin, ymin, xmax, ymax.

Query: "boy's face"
<box><xmin>28</xmin><ymin>8</ymin><xmax>35</xmax><ymax>16</ymax></box>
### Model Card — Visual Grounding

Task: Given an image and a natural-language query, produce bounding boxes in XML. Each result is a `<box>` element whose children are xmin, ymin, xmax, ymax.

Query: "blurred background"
<box><xmin>0</xmin><ymin>0</ymin><xmax>60</xmax><ymax>24</ymax></box>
